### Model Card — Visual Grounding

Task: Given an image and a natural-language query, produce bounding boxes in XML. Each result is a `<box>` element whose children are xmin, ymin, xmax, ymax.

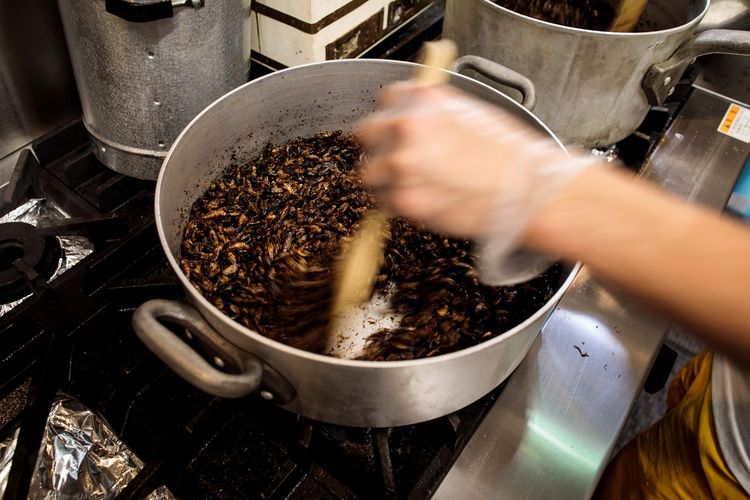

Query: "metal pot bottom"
<box><xmin>88</xmin><ymin>133</ymin><xmax>166</xmax><ymax>181</ymax></box>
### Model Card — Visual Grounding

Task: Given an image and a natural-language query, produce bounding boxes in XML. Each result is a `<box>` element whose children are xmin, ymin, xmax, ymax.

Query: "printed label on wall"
<box><xmin>718</xmin><ymin>103</ymin><xmax>750</xmax><ymax>143</ymax></box>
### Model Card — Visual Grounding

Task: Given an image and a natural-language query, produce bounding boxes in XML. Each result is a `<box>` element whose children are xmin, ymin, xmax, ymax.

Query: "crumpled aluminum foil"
<box><xmin>0</xmin><ymin>428</ymin><xmax>19</xmax><ymax>499</ymax></box>
<box><xmin>0</xmin><ymin>199</ymin><xmax>94</xmax><ymax>316</ymax></box>
<box><xmin>0</xmin><ymin>394</ymin><xmax>174</xmax><ymax>499</ymax></box>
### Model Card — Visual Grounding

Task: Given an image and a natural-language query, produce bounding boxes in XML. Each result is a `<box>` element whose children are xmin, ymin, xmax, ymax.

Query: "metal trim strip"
<box><xmin>250</xmin><ymin>50</ymin><xmax>286</xmax><ymax>70</ymax></box>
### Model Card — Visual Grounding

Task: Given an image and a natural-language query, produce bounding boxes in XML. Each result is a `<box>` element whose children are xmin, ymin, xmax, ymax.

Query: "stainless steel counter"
<box><xmin>435</xmin><ymin>87</ymin><xmax>750</xmax><ymax>499</ymax></box>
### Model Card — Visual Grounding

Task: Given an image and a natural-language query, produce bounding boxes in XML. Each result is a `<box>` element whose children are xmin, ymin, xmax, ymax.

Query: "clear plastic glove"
<box><xmin>356</xmin><ymin>83</ymin><xmax>600</xmax><ymax>285</ymax></box>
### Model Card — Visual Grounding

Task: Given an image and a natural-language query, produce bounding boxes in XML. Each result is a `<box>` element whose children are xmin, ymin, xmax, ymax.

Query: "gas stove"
<box><xmin>0</xmin><ymin>9</ymin><xmax>500</xmax><ymax>500</ymax></box>
<box><xmin>0</xmin><ymin>122</ymin><xmax>510</xmax><ymax>499</ymax></box>
<box><xmin>1</xmin><ymin>6</ymin><xmax>749</xmax><ymax>500</ymax></box>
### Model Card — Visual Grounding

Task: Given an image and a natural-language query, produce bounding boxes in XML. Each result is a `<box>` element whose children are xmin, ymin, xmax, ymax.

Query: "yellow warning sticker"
<box><xmin>718</xmin><ymin>103</ymin><xmax>750</xmax><ymax>143</ymax></box>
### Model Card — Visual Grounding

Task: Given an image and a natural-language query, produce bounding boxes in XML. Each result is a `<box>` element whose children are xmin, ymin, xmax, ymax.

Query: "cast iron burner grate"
<box><xmin>0</xmin><ymin>222</ymin><xmax>62</xmax><ymax>303</ymax></box>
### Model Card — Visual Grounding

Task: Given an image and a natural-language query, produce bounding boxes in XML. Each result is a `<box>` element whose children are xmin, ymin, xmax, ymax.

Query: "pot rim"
<box><xmin>478</xmin><ymin>0</ymin><xmax>711</xmax><ymax>37</ymax></box>
<box><xmin>155</xmin><ymin>58</ymin><xmax>583</xmax><ymax>369</ymax></box>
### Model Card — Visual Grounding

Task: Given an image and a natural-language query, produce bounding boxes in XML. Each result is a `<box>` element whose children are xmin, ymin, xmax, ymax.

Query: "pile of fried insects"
<box><xmin>180</xmin><ymin>131</ymin><xmax>561</xmax><ymax>361</ymax></box>
<box><xmin>494</xmin><ymin>0</ymin><xmax>616</xmax><ymax>30</ymax></box>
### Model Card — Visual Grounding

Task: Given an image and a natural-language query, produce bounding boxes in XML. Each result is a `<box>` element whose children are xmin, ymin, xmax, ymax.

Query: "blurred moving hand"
<box><xmin>358</xmin><ymin>82</ymin><xmax>750</xmax><ymax>362</ymax></box>
<box><xmin>356</xmin><ymin>83</ymin><xmax>598</xmax><ymax>284</ymax></box>
<box><xmin>356</xmin><ymin>74</ymin><xmax>750</xmax><ymax>500</ymax></box>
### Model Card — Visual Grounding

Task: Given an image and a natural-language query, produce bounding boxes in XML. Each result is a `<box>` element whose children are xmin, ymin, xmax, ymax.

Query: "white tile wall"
<box><xmin>253</xmin><ymin>0</ymin><xmax>392</xmax><ymax>67</ymax></box>
<box><xmin>254</xmin><ymin>0</ymin><xmax>358</xmax><ymax>24</ymax></box>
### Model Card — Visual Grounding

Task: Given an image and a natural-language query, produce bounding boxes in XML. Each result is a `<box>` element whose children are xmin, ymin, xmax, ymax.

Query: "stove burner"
<box><xmin>0</xmin><ymin>222</ymin><xmax>62</xmax><ymax>303</ymax></box>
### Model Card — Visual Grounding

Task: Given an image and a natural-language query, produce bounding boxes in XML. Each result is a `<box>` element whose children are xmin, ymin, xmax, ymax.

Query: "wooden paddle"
<box><xmin>610</xmin><ymin>0</ymin><xmax>648</xmax><ymax>32</ymax></box>
<box><xmin>331</xmin><ymin>40</ymin><xmax>458</xmax><ymax>321</ymax></box>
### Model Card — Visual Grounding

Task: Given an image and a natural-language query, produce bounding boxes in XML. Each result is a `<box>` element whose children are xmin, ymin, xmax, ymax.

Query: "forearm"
<box><xmin>524</xmin><ymin>166</ymin><xmax>750</xmax><ymax>363</ymax></box>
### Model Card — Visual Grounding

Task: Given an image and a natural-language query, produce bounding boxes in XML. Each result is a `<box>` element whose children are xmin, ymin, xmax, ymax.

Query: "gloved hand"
<box><xmin>356</xmin><ymin>83</ymin><xmax>600</xmax><ymax>285</ymax></box>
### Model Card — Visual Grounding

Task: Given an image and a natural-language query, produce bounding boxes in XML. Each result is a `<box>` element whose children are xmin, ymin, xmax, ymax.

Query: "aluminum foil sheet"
<box><xmin>0</xmin><ymin>429</ymin><xmax>19</xmax><ymax>499</ymax></box>
<box><xmin>0</xmin><ymin>394</ymin><xmax>174</xmax><ymax>499</ymax></box>
<box><xmin>0</xmin><ymin>199</ymin><xmax>94</xmax><ymax>317</ymax></box>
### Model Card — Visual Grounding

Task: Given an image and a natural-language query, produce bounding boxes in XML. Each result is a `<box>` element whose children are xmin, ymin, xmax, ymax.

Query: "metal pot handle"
<box><xmin>450</xmin><ymin>55</ymin><xmax>537</xmax><ymax>111</ymax></box>
<box><xmin>132</xmin><ymin>299</ymin><xmax>264</xmax><ymax>398</ymax></box>
<box><xmin>105</xmin><ymin>0</ymin><xmax>205</xmax><ymax>23</ymax></box>
<box><xmin>644</xmin><ymin>29</ymin><xmax>750</xmax><ymax>105</ymax></box>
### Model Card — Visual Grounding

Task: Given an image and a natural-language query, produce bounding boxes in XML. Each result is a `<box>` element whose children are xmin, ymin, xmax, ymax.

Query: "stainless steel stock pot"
<box><xmin>444</xmin><ymin>0</ymin><xmax>750</xmax><ymax>146</ymax></box>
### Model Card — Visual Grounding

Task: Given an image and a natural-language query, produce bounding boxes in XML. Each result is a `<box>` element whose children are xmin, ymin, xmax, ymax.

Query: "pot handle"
<box><xmin>132</xmin><ymin>299</ymin><xmax>265</xmax><ymax>399</ymax></box>
<box><xmin>450</xmin><ymin>55</ymin><xmax>537</xmax><ymax>111</ymax></box>
<box><xmin>644</xmin><ymin>29</ymin><xmax>750</xmax><ymax>105</ymax></box>
<box><xmin>105</xmin><ymin>0</ymin><xmax>205</xmax><ymax>23</ymax></box>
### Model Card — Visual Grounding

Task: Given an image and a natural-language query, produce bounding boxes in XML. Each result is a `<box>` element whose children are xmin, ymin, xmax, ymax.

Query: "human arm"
<box><xmin>357</xmin><ymin>83</ymin><xmax>750</xmax><ymax>363</ymax></box>
<box><xmin>525</xmin><ymin>166</ymin><xmax>750</xmax><ymax>363</ymax></box>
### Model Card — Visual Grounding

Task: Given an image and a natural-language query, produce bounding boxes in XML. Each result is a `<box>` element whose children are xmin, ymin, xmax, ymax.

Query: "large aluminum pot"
<box><xmin>57</xmin><ymin>0</ymin><xmax>251</xmax><ymax>180</ymax></box>
<box><xmin>444</xmin><ymin>0</ymin><xmax>750</xmax><ymax>147</ymax></box>
<box><xmin>132</xmin><ymin>59</ymin><xmax>580</xmax><ymax>427</ymax></box>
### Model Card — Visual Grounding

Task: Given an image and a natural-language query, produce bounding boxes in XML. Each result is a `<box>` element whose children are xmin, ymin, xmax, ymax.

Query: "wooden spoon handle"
<box><xmin>610</xmin><ymin>0</ymin><xmax>648</xmax><ymax>32</ymax></box>
<box><xmin>413</xmin><ymin>39</ymin><xmax>458</xmax><ymax>86</ymax></box>
<box><xmin>332</xmin><ymin>40</ymin><xmax>457</xmax><ymax>316</ymax></box>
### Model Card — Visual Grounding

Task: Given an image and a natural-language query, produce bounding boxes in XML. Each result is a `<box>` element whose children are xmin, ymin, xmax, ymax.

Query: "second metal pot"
<box><xmin>444</xmin><ymin>0</ymin><xmax>750</xmax><ymax>147</ymax></box>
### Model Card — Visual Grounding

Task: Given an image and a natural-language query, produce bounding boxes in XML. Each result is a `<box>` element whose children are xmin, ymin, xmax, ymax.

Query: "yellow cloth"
<box><xmin>594</xmin><ymin>351</ymin><xmax>748</xmax><ymax>499</ymax></box>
